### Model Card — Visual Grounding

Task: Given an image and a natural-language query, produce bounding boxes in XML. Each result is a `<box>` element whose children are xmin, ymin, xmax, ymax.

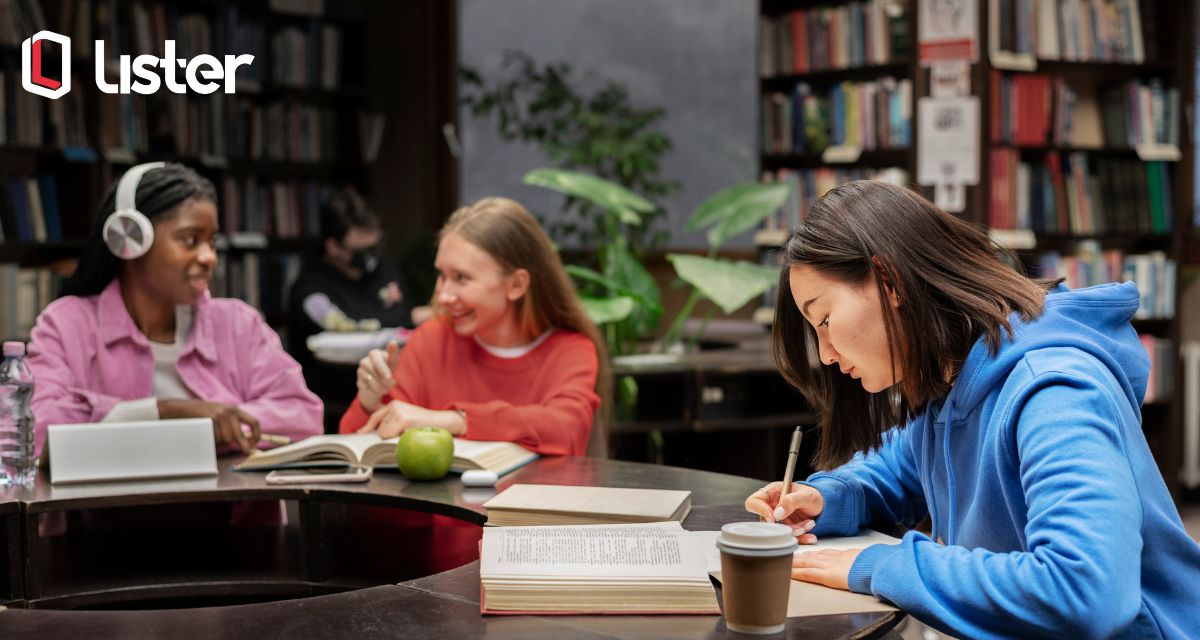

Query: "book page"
<box><xmin>238</xmin><ymin>433</ymin><xmax>383</xmax><ymax>468</ymax></box>
<box><xmin>481</xmin><ymin>522</ymin><xmax>708</xmax><ymax>580</ymax></box>
<box><xmin>453</xmin><ymin>439</ymin><xmax>508</xmax><ymax>457</ymax></box>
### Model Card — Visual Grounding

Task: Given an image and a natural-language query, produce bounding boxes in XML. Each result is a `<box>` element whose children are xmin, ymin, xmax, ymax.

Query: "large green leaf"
<box><xmin>566</xmin><ymin>264</ymin><xmax>657</xmax><ymax>310</ymax></box>
<box><xmin>667</xmin><ymin>254</ymin><xmax>779</xmax><ymax>314</ymax></box>
<box><xmin>603</xmin><ymin>242</ymin><xmax>663</xmax><ymax>332</ymax></box>
<box><xmin>682</xmin><ymin>182</ymin><xmax>790</xmax><ymax>247</ymax></box>
<box><xmin>579</xmin><ymin>294</ymin><xmax>636</xmax><ymax>325</ymax></box>
<box><xmin>523</xmin><ymin>168</ymin><xmax>654</xmax><ymax>226</ymax></box>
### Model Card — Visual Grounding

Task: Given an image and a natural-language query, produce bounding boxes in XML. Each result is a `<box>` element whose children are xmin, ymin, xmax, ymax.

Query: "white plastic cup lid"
<box><xmin>717</xmin><ymin>521</ymin><xmax>798</xmax><ymax>552</ymax></box>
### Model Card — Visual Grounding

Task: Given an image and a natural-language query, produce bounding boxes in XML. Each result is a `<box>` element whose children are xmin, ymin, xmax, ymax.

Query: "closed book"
<box><xmin>483</xmin><ymin>484</ymin><xmax>692</xmax><ymax>527</ymax></box>
<box><xmin>37</xmin><ymin>175</ymin><xmax>62</xmax><ymax>241</ymax></box>
<box><xmin>5</xmin><ymin>179</ymin><xmax>32</xmax><ymax>241</ymax></box>
<box><xmin>235</xmin><ymin>433</ymin><xmax>537</xmax><ymax>476</ymax></box>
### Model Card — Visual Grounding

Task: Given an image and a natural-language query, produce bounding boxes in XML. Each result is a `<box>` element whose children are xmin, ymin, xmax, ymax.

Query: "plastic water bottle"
<box><xmin>0</xmin><ymin>341</ymin><xmax>36</xmax><ymax>487</ymax></box>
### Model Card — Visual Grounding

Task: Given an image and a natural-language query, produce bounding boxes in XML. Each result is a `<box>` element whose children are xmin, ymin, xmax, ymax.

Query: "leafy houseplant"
<box><xmin>525</xmin><ymin>168</ymin><xmax>789</xmax><ymax>353</ymax></box>
<box><xmin>460</xmin><ymin>51</ymin><xmax>678</xmax><ymax>253</ymax></box>
<box><xmin>527</xmin><ymin>169</ymin><xmax>787</xmax><ymax>441</ymax></box>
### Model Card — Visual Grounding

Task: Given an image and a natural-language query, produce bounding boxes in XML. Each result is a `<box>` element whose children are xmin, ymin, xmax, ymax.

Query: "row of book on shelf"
<box><xmin>990</xmin><ymin>74</ymin><xmax>1180</xmax><ymax>149</ymax></box>
<box><xmin>762</xmin><ymin>78</ymin><xmax>912</xmax><ymax>155</ymax></box>
<box><xmin>211</xmin><ymin>252</ymin><xmax>302</xmax><ymax>326</ymax></box>
<box><xmin>1033</xmin><ymin>242</ymin><xmax>1175</xmax><ymax>319</ymax></box>
<box><xmin>757</xmin><ymin>0</ymin><xmax>912</xmax><ymax>78</ymax></box>
<box><xmin>1140</xmin><ymin>334</ymin><xmax>1174</xmax><ymax>403</ymax></box>
<box><xmin>219</xmin><ymin>177</ymin><xmax>331</xmax><ymax>240</ymax></box>
<box><xmin>0</xmin><ymin>175</ymin><xmax>62</xmax><ymax>243</ymax></box>
<box><xmin>0</xmin><ymin>172</ymin><xmax>336</xmax><ymax>243</ymax></box>
<box><xmin>0</xmin><ymin>252</ymin><xmax>308</xmax><ymax>342</ymax></box>
<box><xmin>991</xmin><ymin>0</ymin><xmax>1155</xmax><ymax>63</ymax></box>
<box><xmin>0</xmin><ymin>265</ymin><xmax>60</xmax><ymax>342</ymax></box>
<box><xmin>757</xmin><ymin>167</ymin><xmax>909</xmax><ymax>235</ymax></box>
<box><xmin>988</xmin><ymin>151</ymin><xmax>1172</xmax><ymax>235</ymax></box>
<box><xmin>99</xmin><ymin>94</ymin><xmax>344</xmax><ymax>164</ymax></box>
<box><xmin>0</xmin><ymin>0</ymin><xmax>347</xmax><ymax>91</ymax></box>
<box><xmin>3</xmin><ymin>85</ymin><xmax>378</xmax><ymax>164</ymax></box>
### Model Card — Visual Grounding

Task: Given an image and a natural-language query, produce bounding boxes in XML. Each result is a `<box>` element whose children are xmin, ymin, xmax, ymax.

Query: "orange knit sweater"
<box><xmin>339</xmin><ymin>318</ymin><xmax>601</xmax><ymax>456</ymax></box>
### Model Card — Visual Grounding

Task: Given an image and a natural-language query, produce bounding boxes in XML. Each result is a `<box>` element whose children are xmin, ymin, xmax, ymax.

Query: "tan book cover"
<box><xmin>482</xmin><ymin>484</ymin><xmax>692</xmax><ymax>527</ymax></box>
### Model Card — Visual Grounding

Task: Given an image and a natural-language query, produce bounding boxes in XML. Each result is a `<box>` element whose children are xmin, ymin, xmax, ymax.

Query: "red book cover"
<box><xmin>792</xmin><ymin>10</ymin><xmax>809</xmax><ymax>73</ymax></box>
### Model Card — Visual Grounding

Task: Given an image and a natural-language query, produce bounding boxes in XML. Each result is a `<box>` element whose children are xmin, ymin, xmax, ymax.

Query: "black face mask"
<box><xmin>348</xmin><ymin>245</ymin><xmax>381</xmax><ymax>277</ymax></box>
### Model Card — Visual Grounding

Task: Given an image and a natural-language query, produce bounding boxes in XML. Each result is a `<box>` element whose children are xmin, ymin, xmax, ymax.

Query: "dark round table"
<box><xmin>0</xmin><ymin>456</ymin><xmax>902</xmax><ymax>639</ymax></box>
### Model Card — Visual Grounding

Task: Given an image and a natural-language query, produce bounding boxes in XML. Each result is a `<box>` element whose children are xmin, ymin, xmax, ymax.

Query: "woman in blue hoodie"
<box><xmin>746</xmin><ymin>180</ymin><xmax>1200</xmax><ymax>639</ymax></box>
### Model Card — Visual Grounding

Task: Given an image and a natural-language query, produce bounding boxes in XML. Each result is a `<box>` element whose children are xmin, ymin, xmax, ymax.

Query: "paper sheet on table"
<box><xmin>702</xmin><ymin>529</ymin><xmax>901</xmax><ymax>617</ymax></box>
<box><xmin>307</xmin><ymin>328</ymin><xmax>411</xmax><ymax>364</ymax></box>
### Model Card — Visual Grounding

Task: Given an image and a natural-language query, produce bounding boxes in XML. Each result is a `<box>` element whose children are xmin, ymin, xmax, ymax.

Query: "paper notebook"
<box><xmin>481</xmin><ymin>484</ymin><xmax>692</xmax><ymax>527</ymax></box>
<box><xmin>234</xmin><ymin>433</ymin><xmax>537</xmax><ymax>476</ymax></box>
<box><xmin>480</xmin><ymin>522</ymin><xmax>720</xmax><ymax>615</ymax></box>
<box><xmin>704</xmin><ymin>528</ymin><xmax>902</xmax><ymax>617</ymax></box>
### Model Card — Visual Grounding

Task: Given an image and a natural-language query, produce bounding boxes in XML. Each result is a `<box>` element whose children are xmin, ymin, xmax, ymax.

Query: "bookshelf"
<box><xmin>756</xmin><ymin>0</ymin><xmax>1193</xmax><ymax>497</ymax></box>
<box><xmin>756</xmin><ymin>0</ymin><xmax>918</xmax><ymax>324</ymax></box>
<box><xmin>980</xmin><ymin>0</ymin><xmax>1194</xmax><ymax>499</ymax></box>
<box><xmin>0</xmin><ymin>0</ymin><xmax>377</xmax><ymax>338</ymax></box>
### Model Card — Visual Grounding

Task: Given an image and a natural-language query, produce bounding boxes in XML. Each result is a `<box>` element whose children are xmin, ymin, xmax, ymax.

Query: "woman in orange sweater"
<box><xmin>339</xmin><ymin>197</ymin><xmax>607</xmax><ymax>456</ymax></box>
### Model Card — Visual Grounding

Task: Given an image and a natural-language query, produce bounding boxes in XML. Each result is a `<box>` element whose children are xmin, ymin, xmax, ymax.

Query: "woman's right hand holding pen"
<box><xmin>744</xmin><ymin>481</ymin><xmax>824</xmax><ymax>544</ymax></box>
<box><xmin>356</xmin><ymin>340</ymin><xmax>401</xmax><ymax>413</ymax></box>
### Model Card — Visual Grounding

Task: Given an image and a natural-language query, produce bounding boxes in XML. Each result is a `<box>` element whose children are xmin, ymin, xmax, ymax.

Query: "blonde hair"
<box><xmin>437</xmin><ymin>197</ymin><xmax>611</xmax><ymax>453</ymax></box>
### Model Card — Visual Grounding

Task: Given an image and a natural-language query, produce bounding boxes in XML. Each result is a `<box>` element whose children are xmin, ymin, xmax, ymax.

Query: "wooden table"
<box><xmin>0</xmin><ymin>457</ymin><xmax>902</xmax><ymax>639</ymax></box>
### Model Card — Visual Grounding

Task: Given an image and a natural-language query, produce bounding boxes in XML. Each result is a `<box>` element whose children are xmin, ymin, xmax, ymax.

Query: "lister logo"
<box><xmin>22</xmin><ymin>31</ymin><xmax>70</xmax><ymax>99</ymax></box>
<box><xmin>22</xmin><ymin>30</ymin><xmax>255</xmax><ymax>99</ymax></box>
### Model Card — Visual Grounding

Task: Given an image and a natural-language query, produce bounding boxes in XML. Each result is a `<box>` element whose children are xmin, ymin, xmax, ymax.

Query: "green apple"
<box><xmin>395</xmin><ymin>427</ymin><xmax>454</xmax><ymax>481</ymax></box>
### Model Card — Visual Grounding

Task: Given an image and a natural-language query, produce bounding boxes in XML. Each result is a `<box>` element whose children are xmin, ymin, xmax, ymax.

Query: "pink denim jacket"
<box><xmin>27</xmin><ymin>279</ymin><xmax>323</xmax><ymax>457</ymax></box>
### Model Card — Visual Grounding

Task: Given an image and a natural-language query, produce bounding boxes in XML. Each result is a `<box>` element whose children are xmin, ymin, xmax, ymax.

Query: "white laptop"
<box><xmin>48</xmin><ymin>418</ymin><xmax>218</xmax><ymax>485</ymax></box>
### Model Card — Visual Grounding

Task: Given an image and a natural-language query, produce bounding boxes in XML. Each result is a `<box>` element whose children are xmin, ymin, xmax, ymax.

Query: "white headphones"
<box><xmin>102</xmin><ymin>161</ymin><xmax>165</xmax><ymax>260</ymax></box>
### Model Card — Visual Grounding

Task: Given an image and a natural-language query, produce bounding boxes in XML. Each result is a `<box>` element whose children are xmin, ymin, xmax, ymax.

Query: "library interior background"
<box><xmin>1</xmin><ymin>0</ymin><xmax>1199</xmax><ymax>637</ymax></box>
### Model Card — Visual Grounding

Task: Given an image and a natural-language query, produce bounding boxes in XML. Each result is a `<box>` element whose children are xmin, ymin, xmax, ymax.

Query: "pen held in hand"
<box><xmin>780</xmin><ymin>425</ymin><xmax>803</xmax><ymax>501</ymax></box>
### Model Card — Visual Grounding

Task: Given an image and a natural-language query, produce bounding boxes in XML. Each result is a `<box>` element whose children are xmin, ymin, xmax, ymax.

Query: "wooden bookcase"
<box><xmin>978</xmin><ymin>0</ymin><xmax>1194</xmax><ymax>499</ymax></box>
<box><xmin>0</xmin><ymin>0</ymin><xmax>375</xmax><ymax>336</ymax></box>
<box><xmin>756</xmin><ymin>0</ymin><xmax>919</xmax><ymax>323</ymax></box>
<box><xmin>757</xmin><ymin>0</ymin><xmax>1194</xmax><ymax>498</ymax></box>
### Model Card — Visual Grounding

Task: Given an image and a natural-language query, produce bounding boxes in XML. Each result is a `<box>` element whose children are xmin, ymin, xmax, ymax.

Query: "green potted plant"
<box><xmin>525</xmin><ymin>168</ymin><xmax>788</xmax><ymax>354</ymax></box>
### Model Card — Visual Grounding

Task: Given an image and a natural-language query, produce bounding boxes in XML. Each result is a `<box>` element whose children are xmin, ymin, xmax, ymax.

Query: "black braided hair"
<box><xmin>60</xmin><ymin>163</ymin><xmax>217</xmax><ymax>298</ymax></box>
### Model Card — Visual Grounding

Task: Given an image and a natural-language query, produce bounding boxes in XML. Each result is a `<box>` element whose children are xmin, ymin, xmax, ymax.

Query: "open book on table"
<box><xmin>234</xmin><ymin>433</ymin><xmax>537</xmax><ymax>476</ymax></box>
<box><xmin>480</xmin><ymin>521</ymin><xmax>720</xmax><ymax>615</ymax></box>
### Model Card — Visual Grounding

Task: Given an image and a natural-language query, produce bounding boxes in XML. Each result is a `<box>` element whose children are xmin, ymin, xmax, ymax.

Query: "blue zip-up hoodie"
<box><xmin>804</xmin><ymin>282</ymin><xmax>1200</xmax><ymax>639</ymax></box>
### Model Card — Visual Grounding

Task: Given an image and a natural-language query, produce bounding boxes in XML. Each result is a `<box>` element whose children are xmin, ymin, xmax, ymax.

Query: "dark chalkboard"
<box><xmin>458</xmin><ymin>0</ymin><xmax>757</xmax><ymax>250</ymax></box>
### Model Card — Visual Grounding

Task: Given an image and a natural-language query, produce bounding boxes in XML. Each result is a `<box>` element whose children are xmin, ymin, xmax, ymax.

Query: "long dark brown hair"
<box><xmin>772</xmin><ymin>180</ymin><xmax>1059</xmax><ymax>469</ymax></box>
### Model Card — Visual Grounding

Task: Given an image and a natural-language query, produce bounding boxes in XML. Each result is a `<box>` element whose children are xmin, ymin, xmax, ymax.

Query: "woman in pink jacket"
<box><xmin>28</xmin><ymin>162</ymin><xmax>322</xmax><ymax>458</ymax></box>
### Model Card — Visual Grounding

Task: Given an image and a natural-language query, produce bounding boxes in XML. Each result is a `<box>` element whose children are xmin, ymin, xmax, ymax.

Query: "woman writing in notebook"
<box><xmin>340</xmin><ymin>197</ymin><xmax>606</xmax><ymax>456</ymax></box>
<box><xmin>28</xmin><ymin>163</ymin><xmax>322</xmax><ymax>457</ymax></box>
<box><xmin>744</xmin><ymin>181</ymin><xmax>1200</xmax><ymax>638</ymax></box>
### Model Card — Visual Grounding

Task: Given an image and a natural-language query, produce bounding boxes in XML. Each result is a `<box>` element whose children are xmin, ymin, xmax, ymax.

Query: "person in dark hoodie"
<box><xmin>745</xmin><ymin>180</ymin><xmax>1200</xmax><ymax>639</ymax></box>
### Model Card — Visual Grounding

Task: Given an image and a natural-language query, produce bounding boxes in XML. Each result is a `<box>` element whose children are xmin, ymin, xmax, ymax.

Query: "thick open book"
<box><xmin>482</xmin><ymin>484</ymin><xmax>692</xmax><ymax>526</ymax></box>
<box><xmin>480</xmin><ymin>522</ymin><xmax>720</xmax><ymax>615</ymax></box>
<box><xmin>234</xmin><ymin>433</ymin><xmax>537</xmax><ymax>476</ymax></box>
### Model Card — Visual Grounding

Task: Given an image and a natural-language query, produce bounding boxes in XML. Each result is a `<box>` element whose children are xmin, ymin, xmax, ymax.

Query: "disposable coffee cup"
<box><xmin>717</xmin><ymin>522</ymin><xmax>798</xmax><ymax>635</ymax></box>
